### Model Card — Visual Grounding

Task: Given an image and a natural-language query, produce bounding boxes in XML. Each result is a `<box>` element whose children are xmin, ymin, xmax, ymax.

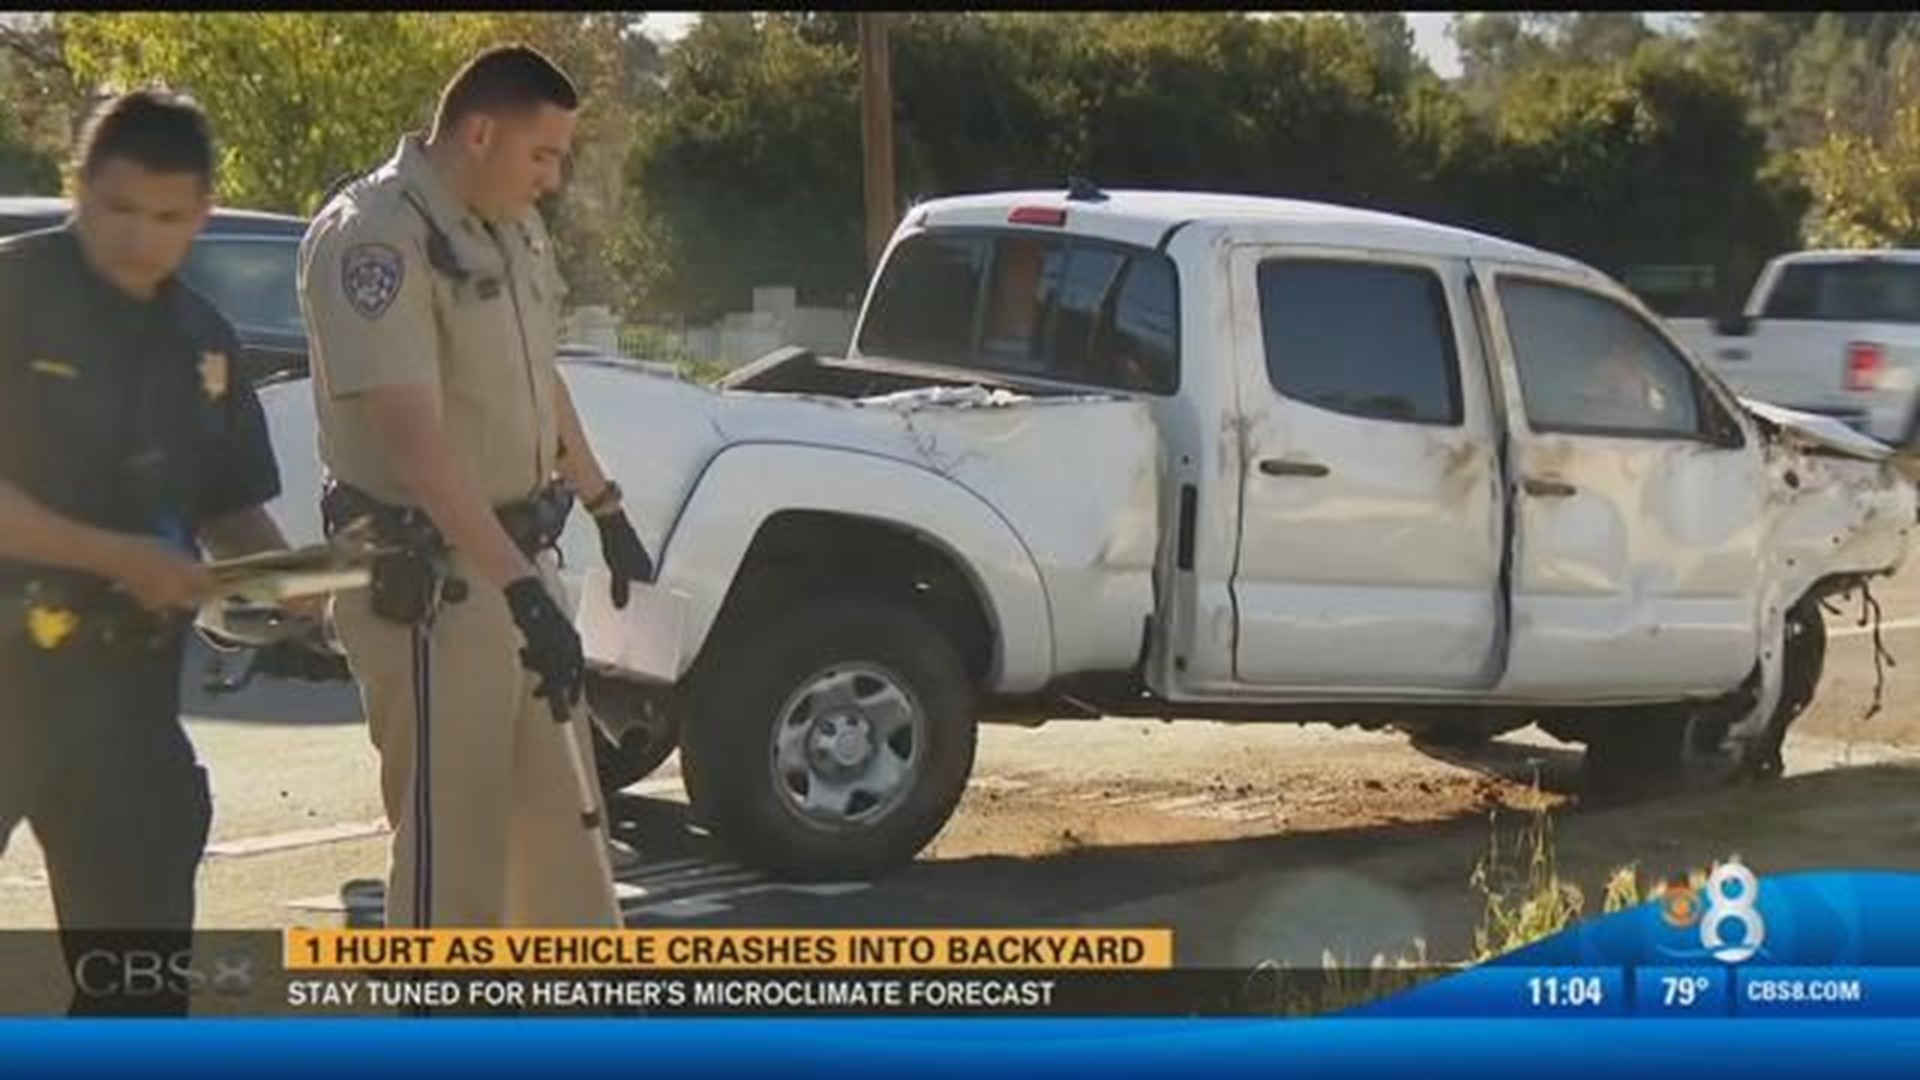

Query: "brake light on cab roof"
<box><xmin>1007</xmin><ymin>206</ymin><xmax>1067</xmax><ymax>227</ymax></box>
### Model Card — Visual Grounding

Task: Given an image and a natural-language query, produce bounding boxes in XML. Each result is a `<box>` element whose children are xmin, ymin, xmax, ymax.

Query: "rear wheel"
<box><xmin>679</xmin><ymin>595</ymin><xmax>977</xmax><ymax>881</ymax></box>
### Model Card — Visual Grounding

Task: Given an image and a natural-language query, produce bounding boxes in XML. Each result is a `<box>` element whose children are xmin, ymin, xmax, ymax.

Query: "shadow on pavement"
<box><xmin>178</xmin><ymin>637</ymin><xmax>363</xmax><ymax>726</ymax></box>
<box><xmin>1406</xmin><ymin>732</ymin><xmax>1586</xmax><ymax>796</ymax></box>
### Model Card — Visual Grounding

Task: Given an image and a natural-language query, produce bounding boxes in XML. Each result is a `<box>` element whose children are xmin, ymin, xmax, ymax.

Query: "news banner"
<box><xmin>12</xmin><ymin>869</ymin><xmax>1920</xmax><ymax>1080</ymax></box>
<box><xmin>132</xmin><ymin>867</ymin><xmax>1890</xmax><ymax>1017</ymax></box>
<box><xmin>7</xmin><ymin>866</ymin><xmax>1920</xmax><ymax>1020</ymax></box>
<box><xmin>261</xmin><ymin>926</ymin><xmax>1920</xmax><ymax>1018</ymax></box>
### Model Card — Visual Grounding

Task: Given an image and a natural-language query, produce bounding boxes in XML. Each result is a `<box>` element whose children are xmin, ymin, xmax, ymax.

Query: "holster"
<box><xmin>322</xmin><ymin>482</ymin><xmax>445</xmax><ymax>626</ymax></box>
<box><xmin>4</xmin><ymin>575</ymin><xmax>182</xmax><ymax>661</ymax></box>
<box><xmin>321</xmin><ymin>480</ymin><xmax>574</xmax><ymax>626</ymax></box>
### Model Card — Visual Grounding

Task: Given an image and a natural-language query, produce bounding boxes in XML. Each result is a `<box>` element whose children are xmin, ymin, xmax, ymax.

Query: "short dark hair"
<box><xmin>76</xmin><ymin>89</ymin><xmax>216</xmax><ymax>187</ymax></box>
<box><xmin>432</xmin><ymin>45</ymin><xmax>579</xmax><ymax>135</ymax></box>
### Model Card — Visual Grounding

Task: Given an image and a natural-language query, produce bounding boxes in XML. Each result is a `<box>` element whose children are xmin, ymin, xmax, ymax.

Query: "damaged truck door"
<box><xmin>1482</xmin><ymin>265</ymin><xmax>1769</xmax><ymax>700</ymax></box>
<box><xmin>1227</xmin><ymin>248</ymin><xmax>1505</xmax><ymax>690</ymax></box>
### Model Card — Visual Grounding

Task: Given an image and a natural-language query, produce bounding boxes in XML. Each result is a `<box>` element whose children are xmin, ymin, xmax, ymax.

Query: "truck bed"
<box><xmin>255</xmin><ymin>355</ymin><xmax>1165</xmax><ymax>680</ymax></box>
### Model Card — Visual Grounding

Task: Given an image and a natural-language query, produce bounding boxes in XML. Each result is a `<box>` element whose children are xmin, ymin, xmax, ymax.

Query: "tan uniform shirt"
<box><xmin>299</xmin><ymin>134</ymin><xmax>569</xmax><ymax>508</ymax></box>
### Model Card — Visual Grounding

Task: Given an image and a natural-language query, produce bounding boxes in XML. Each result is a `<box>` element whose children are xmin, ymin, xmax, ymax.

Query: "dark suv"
<box><xmin>0</xmin><ymin>196</ymin><xmax>308</xmax><ymax>385</ymax></box>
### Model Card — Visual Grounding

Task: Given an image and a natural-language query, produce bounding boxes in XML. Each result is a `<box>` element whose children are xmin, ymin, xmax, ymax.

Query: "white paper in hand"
<box><xmin>574</xmin><ymin>569</ymin><xmax>688</xmax><ymax>684</ymax></box>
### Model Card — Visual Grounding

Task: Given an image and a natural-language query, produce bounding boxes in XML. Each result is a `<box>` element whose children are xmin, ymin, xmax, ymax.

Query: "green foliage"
<box><xmin>0</xmin><ymin>100</ymin><xmax>58</xmax><ymax>194</ymax></box>
<box><xmin>53</xmin><ymin>12</ymin><xmax>652</xmax><ymax>300</ymax></box>
<box><xmin>612</xmin><ymin>14</ymin><xmax>863</xmax><ymax>323</ymax></box>
<box><xmin>1799</xmin><ymin>111</ymin><xmax>1920</xmax><ymax>247</ymax></box>
<box><xmin>1466</xmin><ymin>49</ymin><xmax>1804</xmax><ymax>302</ymax></box>
<box><xmin>60</xmin><ymin>13</ymin><xmax>491</xmax><ymax>214</ymax></box>
<box><xmin>620</xmin><ymin>12</ymin><xmax>1444</xmax><ymax>321</ymax></box>
<box><xmin>22</xmin><ymin>9</ymin><xmax>1920</xmax><ymax>324</ymax></box>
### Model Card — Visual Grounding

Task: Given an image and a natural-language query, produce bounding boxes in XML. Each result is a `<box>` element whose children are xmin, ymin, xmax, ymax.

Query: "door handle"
<box><xmin>1259</xmin><ymin>458</ymin><xmax>1330</xmax><ymax>478</ymax></box>
<box><xmin>1716</xmin><ymin>347</ymin><xmax>1750</xmax><ymax>362</ymax></box>
<box><xmin>1523</xmin><ymin>477</ymin><xmax>1577</xmax><ymax>498</ymax></box>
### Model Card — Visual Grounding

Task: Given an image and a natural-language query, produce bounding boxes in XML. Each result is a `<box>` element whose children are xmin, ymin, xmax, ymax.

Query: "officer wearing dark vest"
<box><xmin>0</xmin><ymin>91</ymin><xmax>293</xmax><ymax>1015</ymax></box>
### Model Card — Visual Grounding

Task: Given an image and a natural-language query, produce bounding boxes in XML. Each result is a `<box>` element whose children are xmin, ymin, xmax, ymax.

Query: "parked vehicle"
<box><xmin>1669</xmin><ymin>249</ymin><xmax>1920</xmax><ymax>447</ymax></box>
<box><xmin>236</xmin><ymin>188</ymin><xmax>1916</xmax><ymax>881</ymax></box>
<box><xmin>0</xmin><ymin>196</ymin><xmax>307</xmax><ymax>385</ymax></box>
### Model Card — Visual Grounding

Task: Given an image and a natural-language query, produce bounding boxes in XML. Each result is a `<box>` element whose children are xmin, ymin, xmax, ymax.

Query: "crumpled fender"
<box><xmin>653</xmin><ymin>442</ymin><xmax>1056</xmax><ymax>692</ymax></box>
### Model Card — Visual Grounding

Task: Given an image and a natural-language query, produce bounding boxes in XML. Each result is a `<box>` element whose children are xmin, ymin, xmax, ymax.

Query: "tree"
<box><xmin>617</xmin><ymin>11</ymin><xmax>1434</xmax><ymax>320</ymax></box>
<box><xmin>0</xmin><ymin>102</ymin><xmax>58</xmax><ymax>194</ymax></box>
<box><xmin>614</xmin><ymin>14</ymin><xmax>864</xmax><ymax>321</ymax></box>
<box><xmin>1468</xmin><ymin>50</ymin><xmax>1805</xmax><ymax>307</ymax></box>
<box><xmin>1452</xmin><ymin>13</ymin><xmax>1553</xmax><ymax>111</ymax></box>
<box><xmin>0</xmin><ymin>14</ymin><xmax>86</xmax><ymax>186</ymax></box>
<box><xmin>1452</xmin><ymin>13</ymin><xmax>1654</xmax><ymax>111</ymax></box>
<box><xmin>1343</xmin><ymin>12</ymin><xmax>1421</xmax><ymax>91</ymax></box>
<box><xmin>1690</xmin><ymin>13</ymin><xmax>1920</xmax><ymax>248</ymax></box>
<box><xmin>61</xmin><ymin>14</ymin><xmax>488</xmax><ymax>213</ymax></box>
<box><xmin>57</xmin><ymin>13</ymin><xmax>654</xmax><ymax>302</ymax></box>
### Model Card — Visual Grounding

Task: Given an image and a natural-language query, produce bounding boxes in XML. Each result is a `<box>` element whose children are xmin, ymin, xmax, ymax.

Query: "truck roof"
<box><xmin>910</xmin><ymin>188</ymin><xmax>1587</xmax><ymax>273</ymax></box>
<box><xmin>1770</xmin><ymin>248</ymin><xmax>1920</xmax><ymax>266</ymax></box>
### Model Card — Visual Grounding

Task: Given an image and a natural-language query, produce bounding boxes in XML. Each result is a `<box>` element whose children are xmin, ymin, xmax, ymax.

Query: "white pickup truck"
<box><xmin>1670</xmin><ymin>250</ymin><xmax>1920</xmax><ymax>447</ymax></box>
<box><xmin>233</xmin><ymin>189</ymin><xmax>1915</xmax><ymax>882</ymax></box>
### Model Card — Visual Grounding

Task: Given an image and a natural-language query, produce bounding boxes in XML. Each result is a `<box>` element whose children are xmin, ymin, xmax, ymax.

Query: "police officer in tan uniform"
<box><xmin>298</xmin><ymin>46</ymin><xmax>656</xmax><ymax>929</ymax></box>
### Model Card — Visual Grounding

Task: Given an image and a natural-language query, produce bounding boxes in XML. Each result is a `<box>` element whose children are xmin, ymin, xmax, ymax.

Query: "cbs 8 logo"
<box><xmin>1699</xmin><ymin>862</ymin><xmax>1766</xmax><ymax>963</ymax></box>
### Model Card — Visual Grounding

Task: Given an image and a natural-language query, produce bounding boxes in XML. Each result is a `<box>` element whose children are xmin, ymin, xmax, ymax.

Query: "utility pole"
<box><xmin>858</xmin><ymin>11</ymin><xmax>896</xmax><ymax>271</ymax></box>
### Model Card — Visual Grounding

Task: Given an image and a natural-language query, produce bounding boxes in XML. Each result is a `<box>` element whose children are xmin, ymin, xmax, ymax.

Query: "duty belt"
<box><xmin>3</xmin><ymin>575</ymin><xmax>183</xmax><ymax>658</ymax></box>
<box><xmin>320</xmin><ymin>480</ymin><xmax>574</xmax><ymax>560</ymax></box>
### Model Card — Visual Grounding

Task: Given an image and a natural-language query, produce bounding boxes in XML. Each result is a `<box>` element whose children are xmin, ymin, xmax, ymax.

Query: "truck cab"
<box><xmin>852</xmin><ymin>192</ymin><xmax>1892</xmax><ymax>710</ymax></box>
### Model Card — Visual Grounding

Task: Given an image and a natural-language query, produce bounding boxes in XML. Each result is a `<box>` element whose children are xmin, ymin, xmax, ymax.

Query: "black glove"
<box><xmin>504</xmin><ymin>577</ymin><xmax>584</xmax><ymax>723</ymax></box>
<box><xmin>593</xmin><ymin>509</ymin><xmax>655</xmax><ymax>609</ymax></box>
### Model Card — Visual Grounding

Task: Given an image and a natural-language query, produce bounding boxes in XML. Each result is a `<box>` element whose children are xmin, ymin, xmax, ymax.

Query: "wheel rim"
<box><xmin>769</xmin><ymin>662</ymin><xmax>926</xmax><ymax>831</ymax></box>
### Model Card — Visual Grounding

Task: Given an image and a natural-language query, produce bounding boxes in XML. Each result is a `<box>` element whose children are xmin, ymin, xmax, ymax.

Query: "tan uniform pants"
<box><xmin>333</xmin><ymin>554</ymin><xmax>620</xmax><ymax>928</ymax></box>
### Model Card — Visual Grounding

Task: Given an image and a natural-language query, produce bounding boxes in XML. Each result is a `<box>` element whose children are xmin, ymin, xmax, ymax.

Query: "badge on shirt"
<box><xmin>342</xmin><ymin>241</ymin><xmax>405</xmax><ymax>320</ymax></box>
<box><xmin>199</xmin><ymin>350</ymin><xmax>230</xmax><ymax>401</ymax></box>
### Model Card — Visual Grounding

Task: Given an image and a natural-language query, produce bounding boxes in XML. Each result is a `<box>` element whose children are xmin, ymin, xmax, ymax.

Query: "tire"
<box><xmin>585</xmin><ymin>672</ymin><xmax>681</xmax><ymax>796</ymax></box>
<box><xmin>679</xmin><ymin>595</ymin><xmax>977</xmax><ymax>881</ymax></box>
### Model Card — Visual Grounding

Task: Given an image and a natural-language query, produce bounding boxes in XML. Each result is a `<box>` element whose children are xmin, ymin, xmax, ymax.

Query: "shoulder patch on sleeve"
<box><xmin>341</xmin><ymin>241</ymin><xmax>405</xmax><ymax>320</ymax></box>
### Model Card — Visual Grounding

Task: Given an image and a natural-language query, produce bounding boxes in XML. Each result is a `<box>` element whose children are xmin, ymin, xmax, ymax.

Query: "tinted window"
<box><xmin>1097</xmin><ymin>257</ymin><xmax>1179</xmax><ymax>393</ymax></box>
<box><xmin>859</xmin><ymin>229</ymin><xmax>1180</xmax><ymax>394</ymax></box>
<box><xmin>180</xmin><ymin>237</ymin><xmax>302</xmax><ymax>336</ymax></box>
<box><xmin>1257</xmin><ymin>259</ymin><xmax>1461</xmax><ymax>425</ymax></box>
<box><xmin>1762</xmin><ymin>262</ymin><xmax>1920</xmax><ymax>324</ymax></box>
<box><xmin>1500</xmin><ymin>278</ymin><xmax>1701</xmax><ymax>438</ymax></box>
<box><xmin>858</xmin><ymin>233</ymin><xmax>989</xmax><ymax>367</ymax></box>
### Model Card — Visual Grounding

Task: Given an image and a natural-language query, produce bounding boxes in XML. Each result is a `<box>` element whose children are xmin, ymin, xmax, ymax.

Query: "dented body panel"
<box><xmin>1219</xmin><ymin>243</ymin><xmax>1506</xmax><ymax>691</ymax></box>
<box><xmin>255</xmin><ymin>361</ymin><xmax>1163</xmax><ymax>693</ymax></box>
